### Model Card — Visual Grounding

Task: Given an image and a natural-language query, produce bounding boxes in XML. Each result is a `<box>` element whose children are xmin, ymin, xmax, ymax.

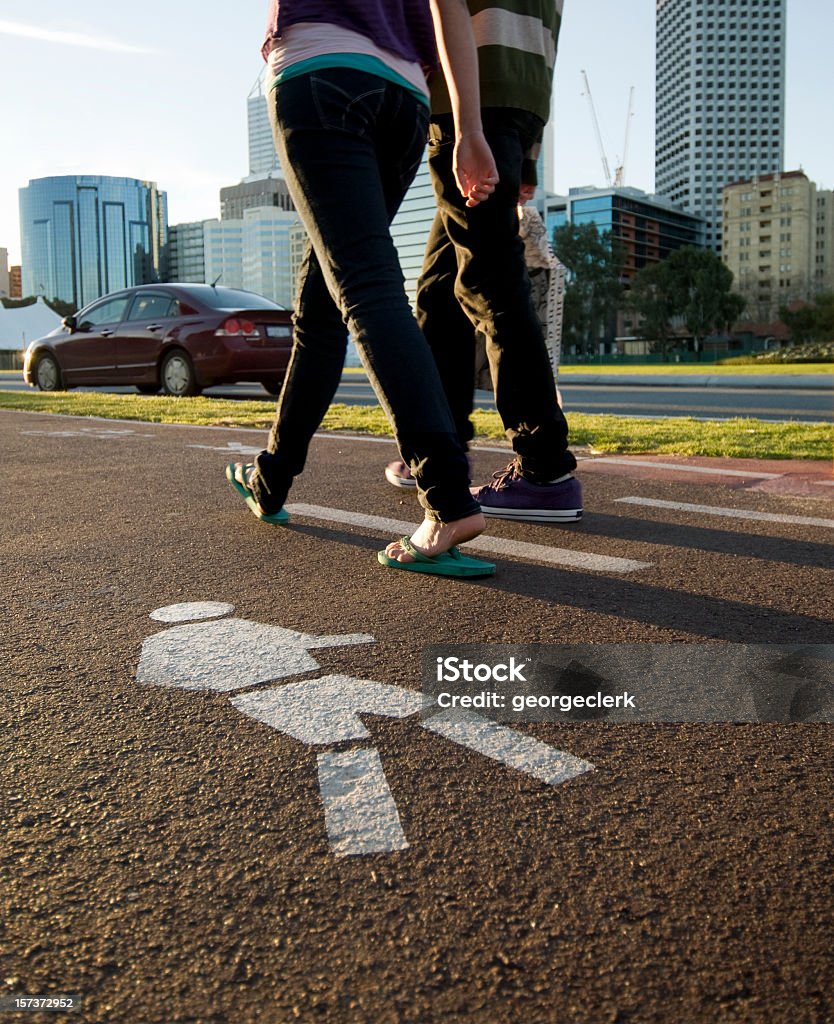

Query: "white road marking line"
<box><xmin>463</xmin><ymin>534</ymin><xmax>652</xmax><ymax>573</ymax></box>
<box><xmin>21</xmin><ymin>426</ymin><xmax>157</xmax><ymax>438</ymax></box>
<box><xmin>311</xmin><ymin>433</ymin><xmax>397</xmax><ymax>446</ymax></box>
<box><xmin>285</xmin><ymin>503</ymin><xmax>652</xmax><ymax>573</ymax></box>
<box><xmin>587</xmin><ymin>457</ymin><xmax>783</xmax><ymax>479</ymax></box>
<box><xmin>616</xmin><ymin>496</ymin><xmax>834</xmax><ymax>530</ymax></box>
<box><xmin>468</xmin><ymin>444</ymin><xmax>517</xmax><ymax>455</ymax></box>
<box><xmin>423</xmin><ymin>712</ymin><xmax>594</xmax><ymax>785</ymax></box>
<box><xmin>317</xmin><ymin>748</ymin><xmax>409</xmax><ymax>856</ymax></box>
<box><xmin>310</xmin><ymin>434</ymin><xmax>514</xmax><ymax>456</ymax></box>
<box><xmin>189</xmin><ymin>441</ymin><xmax>262</xmax><ymax>454</ymax></box>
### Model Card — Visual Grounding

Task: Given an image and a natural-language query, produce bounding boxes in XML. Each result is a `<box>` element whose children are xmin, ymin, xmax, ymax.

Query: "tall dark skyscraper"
<box><xmin>655</xmin><ymin>0</ymin><xmax>786</xmax><ymax>250</ymax></box>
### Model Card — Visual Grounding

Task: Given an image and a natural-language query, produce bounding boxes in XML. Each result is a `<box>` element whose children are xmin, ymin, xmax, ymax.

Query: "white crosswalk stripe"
<box><xmin>285</xmin><ymin>503</ymin><xmax>653</xmax><ymax>573</ymax></box>
<box><xmin>616</xmin><ymin>496</ymin><xmax>834</xmax><ymax>529</ymax></box>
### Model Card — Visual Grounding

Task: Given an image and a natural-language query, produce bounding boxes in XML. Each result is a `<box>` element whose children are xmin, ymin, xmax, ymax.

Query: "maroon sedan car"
<box><xmin>23</xmin><ymin>283</ymin><xmax>294</xmax><ymax>397</ymax></box>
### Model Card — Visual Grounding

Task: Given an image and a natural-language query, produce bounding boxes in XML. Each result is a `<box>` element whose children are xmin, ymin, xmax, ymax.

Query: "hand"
<box><xmin>453</xmin><ymin>130</ymin><xmax>499</xmax><ymax>207</ymax></box>
<box><xmin>518</xmin><ymin>183</ymin><xmax>536</xmax><ymax>204</ymax></box>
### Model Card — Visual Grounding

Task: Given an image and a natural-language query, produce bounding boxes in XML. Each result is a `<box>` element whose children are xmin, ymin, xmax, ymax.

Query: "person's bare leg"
<box><xmin>384</xmin><ymin>511</ymin><xmax>486</xmax><ymax>563</ymax></box>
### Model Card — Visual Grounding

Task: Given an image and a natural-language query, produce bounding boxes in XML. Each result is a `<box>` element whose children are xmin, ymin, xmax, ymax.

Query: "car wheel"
<box><xmin>261</xmin><ymin>375</ymin><xmax>284</xmax><ymax>397</ymax></box>
<box><xmin>160</xmin><ymin>350</ymin><xmax>201</xmax><ymax>397</ymax></box>
<box><xmin>136</xmin><ymin>384</ymin><xmax>159</xmax><ymax>395</ymax></box>
<box><xmin>35</xmin><ymin>353</ymin><xmax>65</xmax><ymax>391</ymax></box>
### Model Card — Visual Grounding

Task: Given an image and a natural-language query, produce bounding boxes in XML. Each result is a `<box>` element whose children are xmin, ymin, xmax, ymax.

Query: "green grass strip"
<box><xmin>0</xmin><ymin>389</ymin><xmax>831</xmax><ymax>462</ymax></box>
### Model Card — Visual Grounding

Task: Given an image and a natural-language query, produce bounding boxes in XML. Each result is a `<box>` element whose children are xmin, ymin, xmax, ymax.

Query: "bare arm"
<box><xmin>429</xmin><ymin>0</ymin><xmax>499</xmax><ymax>207</ymax></box>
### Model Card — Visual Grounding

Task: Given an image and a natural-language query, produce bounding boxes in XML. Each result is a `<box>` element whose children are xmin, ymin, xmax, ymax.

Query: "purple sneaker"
<box><xmin>471</xmin><ymin>462</ymin><xmax>583</xmax><ymax>522</ymax></box>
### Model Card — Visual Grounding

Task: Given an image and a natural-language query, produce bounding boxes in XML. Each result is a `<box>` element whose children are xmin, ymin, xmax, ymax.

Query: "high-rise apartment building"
<box><xmin>288</xmin><ymin>221</ymin><xmax>308</xmax><ymax>294</ymax></box>
<box><xmin>220</xmin><ymin>176</ymin><xmax>294</xmax><ymax>220</ymax></box>
<box><xmin>167</xmin><ymin>208</ymin><xmax>299</xmax><ymax>308</ymax></box>
<box><xmin>723</xmin><ymin>170</ymin><xmax>834</xmax><ymax>321</ymax></box>
<box><xmin>166</xmin><ymin>222</ymin><xmax>208</xmax><ymax>285</ymax></box>
<box><xmin>202</xmin><ymin>220</ymin><xmax>245</xmax><ymax>292</ymax></box>
<box><xmin>241</xmin><ymin>207</ymin><xmax>299</xmax><ymax>305</ymax></box>
<box><xmin>19</xmin><ymin>175</ymin><xmax>167</xmax><ymax>307</ymax></box>
<box><xmin>814</xmin><ymin>190</ymin><xmax>834</xmax><ymax>298</ymax></box>
<box><xmin>655</xmin><ymin>0</ymin><xmax>786</xmax><ymax>252</ymax></box>
<box><xmin>0</xmin><ymin>248</ymin><xmax>9</xmax><ymax>298</ymax></box>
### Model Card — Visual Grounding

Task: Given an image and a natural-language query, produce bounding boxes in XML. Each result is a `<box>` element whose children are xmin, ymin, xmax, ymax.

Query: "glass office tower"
<box><xmin>546</xmin><ymin>186</ymin><xmax>705</xmax><ymax>282</ymax></box>
<box><xmin>655</xmin><ymin>0</ymin><xmax>786</xmax><ymax>251</ymax></box>
<box><xmin>19</xmin><ymin>175</ymin><xmax>168</xmax><ymax>308</ymax></box>
<box><xmin>248</xmin><ymin>68</ymin><xmax>282</xmax><ymax>177</ymax></box>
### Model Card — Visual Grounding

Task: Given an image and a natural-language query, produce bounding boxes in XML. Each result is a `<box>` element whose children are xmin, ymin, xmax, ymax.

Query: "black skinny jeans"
<box><xmin>415</xmin><ymin>109</ymin><xmax>576</xmax><ymax>483</ymax></box>
<box><xmin>252</xmin><ymin>69</ymin><xmax>477</xmax><ymax>523</ymax></box>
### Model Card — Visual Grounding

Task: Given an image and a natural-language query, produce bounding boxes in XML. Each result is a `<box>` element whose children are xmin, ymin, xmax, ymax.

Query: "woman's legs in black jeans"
<box><xmin>252</xmin><ymin>69</ymin><xmax>478</xmax><ymax>525</ymax></box>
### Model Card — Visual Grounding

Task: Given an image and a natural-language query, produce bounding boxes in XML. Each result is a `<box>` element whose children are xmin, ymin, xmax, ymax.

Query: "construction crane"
<box><xmin>580</xmin><ymin>69</ymin><xmax>611</xmax><ymax>187</ymax></box>
<box><xmin>580</xmin><ymin>71</ymin><xmax>635</xmax><ymax>189</ymax></box>
<box><xmin>613</xmin><ymin>86</ymin><xmax>635</xmax><ymax>188</ymax></box>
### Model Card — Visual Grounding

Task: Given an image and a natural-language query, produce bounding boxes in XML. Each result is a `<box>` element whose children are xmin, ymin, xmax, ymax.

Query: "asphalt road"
<box><xmin>3</xmin><ymin>370</ymin><xmax>833</xmax><ymax>422</ymax></box>
<box><xmin>339</xmin><ymin>372</ymin><xmax>833</xmax><ymax>422</ymax></box>
<box><xmin>559</xmin><ymin>380</ymin><xmax>833</xmax><ymax>422</ymax></box>
<box><xmin>3</xmin><ymin>410</ymin><xmax>834</xmax><ymax>1023</ymax></box>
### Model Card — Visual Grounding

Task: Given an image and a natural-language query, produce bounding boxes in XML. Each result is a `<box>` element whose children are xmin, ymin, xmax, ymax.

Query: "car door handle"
<box><xmin>100</xmin><ymin>329</ymin><xmax>114</xmax><ymax>337</ymax></box>
<box><xmin>147</xmin><ymin>324</ymin><xmax>162</xmax><ymax>332</ymax></box>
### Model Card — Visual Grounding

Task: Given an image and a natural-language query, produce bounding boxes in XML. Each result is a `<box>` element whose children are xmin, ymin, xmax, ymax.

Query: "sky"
<box><xmin>0</xmin><ymin>1</ymin><xmax>831</xmax><ymax>267</ymax></box>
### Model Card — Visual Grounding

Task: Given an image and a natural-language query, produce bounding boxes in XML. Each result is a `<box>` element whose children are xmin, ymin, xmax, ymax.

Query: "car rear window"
<box><xmin>127</xmin><ymin>293</ymin><xmax>177</xmax><ymax>321</ymax></box>
<box><xmin>198</xmin><ymin>288</ymin><xmax>284</xmax><ymax>311</ymax></box>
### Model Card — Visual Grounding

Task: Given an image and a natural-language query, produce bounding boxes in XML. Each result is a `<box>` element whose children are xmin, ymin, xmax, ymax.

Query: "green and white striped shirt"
<box><xmin>430</xmin><ymin>0</ymin><xmax>563</xmax><ymax>123</ymax></box>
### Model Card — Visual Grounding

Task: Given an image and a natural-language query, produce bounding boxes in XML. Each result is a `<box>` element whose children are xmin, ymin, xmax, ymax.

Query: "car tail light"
<box><xmin>216</xmin><ymin>318</ymin><xmax>258</xmax><ymax>337</ymax></box>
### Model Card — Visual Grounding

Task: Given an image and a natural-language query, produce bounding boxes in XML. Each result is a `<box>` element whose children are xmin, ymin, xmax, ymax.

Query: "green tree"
<box><xmin>44</xmin><ymin>297</ymin><xmax>77</xmax><ymax>318</ymax></box>
<box><xmin>668</xmin><ymin>247</ymin><xmax>745</xmax><ymax>354</ymax></box>
<box><xmin>1</xmin><ymin>295</ymin><xmax>76</xmax><ymax>316</ymax></box>
<box><xmin>629</xmin><ymin>246</ymin><xmax>745</xmax><ymax>358</ymax></box>
<box><xmin>780</xmin><ymin>292</ymin><xmax>834</xmax><ymax>345</ymax></box>
<box><xmin>627</xmin><ymin>260</ymin><xmax>678</xmax><ymax>360</ymax></box>
<box><xmin>552</xmin><ymin>223</ymin><xmax>624</xmax><ymax>356</ymax></box>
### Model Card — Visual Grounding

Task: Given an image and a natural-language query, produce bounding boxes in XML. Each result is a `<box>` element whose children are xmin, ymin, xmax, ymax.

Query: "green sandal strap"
<box><xmin>400</xmin><ymin>536</ymin><xmax>461</xmax><ymax>563</ymax></box>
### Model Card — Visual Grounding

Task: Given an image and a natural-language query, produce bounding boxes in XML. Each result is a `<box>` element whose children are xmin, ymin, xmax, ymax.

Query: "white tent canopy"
<box><xmin>0</xmin><ymin>298</ymin><xmax>62</xmax><ymax>351</ymax></box>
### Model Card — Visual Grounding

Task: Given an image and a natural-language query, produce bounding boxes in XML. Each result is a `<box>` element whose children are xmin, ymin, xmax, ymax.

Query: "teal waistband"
<box><xmin>269</xmin><ymin>53</ymin><xmax>430</xmax><ymax>108</ymax></box>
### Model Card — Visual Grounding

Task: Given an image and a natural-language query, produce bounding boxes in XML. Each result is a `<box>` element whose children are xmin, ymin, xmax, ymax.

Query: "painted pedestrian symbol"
<box><xmin>137</xmin><ymin>601</ymin><xmax>375</xmax><ymax>692</ymax></box>
<box><xmin>137</xmin><ymin>603</ymin><xmax>594</xmax><ymax>856</ymax></box>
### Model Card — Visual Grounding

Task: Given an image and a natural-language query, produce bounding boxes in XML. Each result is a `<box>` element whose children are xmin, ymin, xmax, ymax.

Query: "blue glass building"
<box><xmin>19</xmin><ymin>175</ymin><xmax>168</xmax><ymax>308</ymax></box>
<box><xmin>546</xmin><ymin>186</ymin><xmax>706</xmax><ymax>282</ymax></box>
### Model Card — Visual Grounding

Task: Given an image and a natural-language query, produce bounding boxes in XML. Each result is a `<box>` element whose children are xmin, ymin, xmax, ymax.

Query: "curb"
<box><xmin>557</xmin><ymin>374</ymin><xmax>833</xmax><ymax>390</ymax></box>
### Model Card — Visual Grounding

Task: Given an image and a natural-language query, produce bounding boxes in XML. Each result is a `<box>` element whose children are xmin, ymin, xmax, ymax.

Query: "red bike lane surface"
<box><xmin>576</xmin><ymin>451</ymin><xmax>834</xmax><ymax>497</ymax></box>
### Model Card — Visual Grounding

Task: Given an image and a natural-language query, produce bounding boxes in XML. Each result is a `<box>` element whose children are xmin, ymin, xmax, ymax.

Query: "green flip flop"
<box><xmin>225</xmin><ymin>463</ymin><xmax>289</xmax><ymax>525</ymax></box>
<box><xmin>377</xmin><ymin>536</ymin><xmax>496</xmax><ymax>578</ymax></box>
